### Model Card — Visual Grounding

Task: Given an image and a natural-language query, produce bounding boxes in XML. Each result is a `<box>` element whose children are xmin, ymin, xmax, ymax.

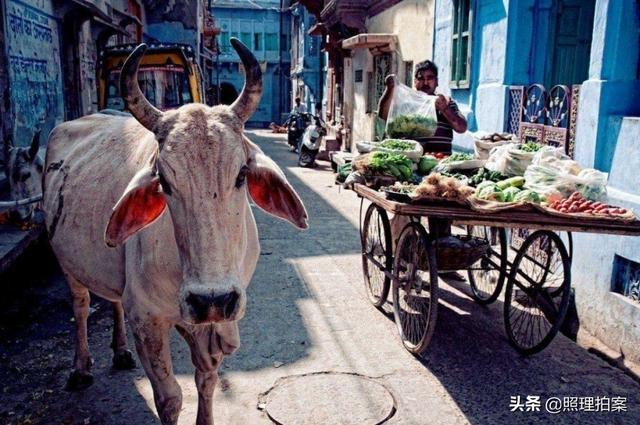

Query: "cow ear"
<box><xmin>246</xmin><ymin>142</ymin><xmax>308</xmax><ymax>229</ymax></box>
<box><xmin>105</xmin><ymin>166</ymin><xmax>167</xmax><ymax>247</ymax></box>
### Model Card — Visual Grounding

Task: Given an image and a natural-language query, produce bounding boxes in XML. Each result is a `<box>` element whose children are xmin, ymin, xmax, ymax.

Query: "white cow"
<box><xmin>42</xmin><ymin>39</ymin><xmax>308</xmax><ymax>425</ymax></box>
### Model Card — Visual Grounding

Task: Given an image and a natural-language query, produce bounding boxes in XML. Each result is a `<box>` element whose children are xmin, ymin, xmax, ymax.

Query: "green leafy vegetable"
<box><xmin>368</xmin><ymin>152</ymin><xmax>414</xmax><ymax>181</ymax></box>
<box><xmin>387</xmin><ymin>114</ymin><xmax>437</xmax><ymax>138</ymax></box>
<box><xmin>520</xmin><ymin>142</ymin><xmax>543</xmax><ymax>153</ymax></box>
<box><xmin>418</xmin><ymin>155</ymin><xmax>439</xmax><ymax>175</ymax></box>
<box><xmin>380</xmin><ymin>139</ymin><xmax>415</xmax><ymax>151</ymax></box>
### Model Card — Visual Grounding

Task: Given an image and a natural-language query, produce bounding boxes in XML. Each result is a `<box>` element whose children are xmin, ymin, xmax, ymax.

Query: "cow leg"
<box><xmin>130</xmin><ymin>317</ymin><xmax>182</xmax><ymax>425</ymax></box>
<box><xmin>176</xmin><ymin>324</ymin><xmax>225</xmax><ymax>425</ymax></box>
<box><xmin>65</xmin><ymin>275</ymin><xmax>94</xmax><ymax>391</ymax></box>
<box><xmin>110</xmin><ymin>301</ymin><xmax>136</xmax><ymax>370</ymax></box>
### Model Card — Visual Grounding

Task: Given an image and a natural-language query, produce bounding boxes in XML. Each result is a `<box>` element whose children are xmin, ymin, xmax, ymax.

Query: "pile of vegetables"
<box><xmin>519</xmin><ymin>142</ymin><xmax>543</xmax><ymax>153</ymax></box>
<box><xmin>367</xmin><ymin>152</ymin><xmax>414</xmax><ymax>181</ymax></box>
<box><xmin>412</xmin><ymin>173</ymin><xmax>475</xmax><ymax>203</ymax></box>
<box><xmin>469</xmin><ymin>168</ymin><xmax>508</xmax><ymax>187</ymax></box>
<box><xmin>379</xmin><ymin>139</ymin><xmax>414</xmax><ymax>151</ymax></box>
<box><xmin>475</xmin><ymin>177</ymin><xmax>544</xmax><ymax>203</ymax></box>
<box><xmin>387</xmin><ymin>114</ymin><xmax>438</xmax><ymax>139</ymax></box>
<box><xmin>548</xmin><ymin>192</ymin><xmax>630</xmax><ymax>217</ymax></box>
<box><xmin>439</xmin><ymin>152</ymin><xmax>474</xmax><ymax>163</ymax></box>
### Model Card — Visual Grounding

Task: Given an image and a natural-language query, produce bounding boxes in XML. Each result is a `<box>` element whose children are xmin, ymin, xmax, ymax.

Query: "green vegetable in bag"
<box><xmin>513</xmin><ymin>189</ymin><xmax>543</xmax><ymax>203</ymax></box>
<box><xmin>502</xmin><ymin>187</ymin><xmax>521</xmax><ymax>202</ymax></box>
<box><xmin>418</xmin><ymin>155</ymin><xmax>439</xmax><ymax>175</ymax></box>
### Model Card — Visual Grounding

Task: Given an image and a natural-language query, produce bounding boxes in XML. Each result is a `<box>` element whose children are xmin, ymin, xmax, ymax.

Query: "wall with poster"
<box><xmin>4</xmin><ymin>0</ymin><xmax>64</xmax><ymax>147</ymax></box>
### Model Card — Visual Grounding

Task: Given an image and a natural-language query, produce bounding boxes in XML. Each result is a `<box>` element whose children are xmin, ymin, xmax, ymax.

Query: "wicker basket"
<box><xmin>434</xmin><ymin>235</ymin><xmax>490</xmax><ymax>271</ymax></box>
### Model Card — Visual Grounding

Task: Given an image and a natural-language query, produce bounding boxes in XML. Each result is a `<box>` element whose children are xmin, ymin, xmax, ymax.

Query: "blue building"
<box><xmin>211</xmin><ymin>0</ymin><xmax>292</xmax><ymax>127</ymax></box>
<box><xmin>290</xmin><ymin>2</ymin><xmax>324</xmax><ymax>116</ymax></box>
<box><xmin>433</xmin><ymin>0</ymin><xmax>640</xmax><ymax>361</ymax></box>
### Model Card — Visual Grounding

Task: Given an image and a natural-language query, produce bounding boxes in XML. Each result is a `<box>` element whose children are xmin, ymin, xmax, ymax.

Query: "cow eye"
<box><xmin>235</xmin><ymin>165</ymin><xmax>250</xmax><ymax>188</ymax></box>
<box><xmin>20</xmin><ymin>171</ymin><xmax>31</xmax><ymax>182</ymax></box>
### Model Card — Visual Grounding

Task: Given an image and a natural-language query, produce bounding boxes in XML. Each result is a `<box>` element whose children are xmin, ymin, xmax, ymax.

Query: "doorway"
<box><xmin>545</xmin><ymin>0</ymin><xmax>596</xmax><ymax>88</ymax></box>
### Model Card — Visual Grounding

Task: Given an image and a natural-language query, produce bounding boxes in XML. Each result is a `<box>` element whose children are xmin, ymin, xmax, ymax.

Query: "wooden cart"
<box><xmin>354</xmin><ymin>183</ymin><xmax>640</xmax><ymax>356</ymax></box>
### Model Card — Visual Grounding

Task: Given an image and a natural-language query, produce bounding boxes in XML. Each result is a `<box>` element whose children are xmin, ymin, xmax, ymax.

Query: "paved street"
<box><xmin>1</xmin><ymin>130</ymin><xmax>639</xmax><ymax>425</ymax></box>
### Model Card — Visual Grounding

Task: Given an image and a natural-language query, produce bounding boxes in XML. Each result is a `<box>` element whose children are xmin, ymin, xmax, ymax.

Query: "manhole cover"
<box><xmin>261</xmin><ymin>372</ymin><xmax>396</xmax><ymax>425</ymax></box>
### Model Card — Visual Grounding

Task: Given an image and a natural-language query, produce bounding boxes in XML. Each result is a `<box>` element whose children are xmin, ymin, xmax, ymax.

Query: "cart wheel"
<box><xmin>466</xmin><ymin>226</ymin><xmax>508</xmax><ymax>304</ymax></box>
<box><xmin>392</xmin><ymin>223</ymin><xmax>438</xmax><ymax>355</ymax></box>
<box><xmin>504</xmin><ymin>230</ymin><xmax>571</xmax><ymax>355</ymax></box>
<box><xmin>361</xmin><ymin>204</ymin><xmax>392</xmax><ymax>308</ymax></box>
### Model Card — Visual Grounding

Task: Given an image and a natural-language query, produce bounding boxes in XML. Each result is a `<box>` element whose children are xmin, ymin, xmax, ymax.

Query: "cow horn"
<box><xmin>120</xmin><ymin>44</ymin><xmax>163</xmax><ymax>132</ymax></box>
<box><xmin>28</xmin><ymin>130</ymin><xmax>41</xmax><ymax>161</ymax></box>
<box><xmin>229</xmin><ymin>38</ymin><xmax>263</xmax><ymax>123</ymax></box>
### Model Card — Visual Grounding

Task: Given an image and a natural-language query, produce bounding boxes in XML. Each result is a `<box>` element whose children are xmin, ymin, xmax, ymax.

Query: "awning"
<box><xmin>341</xmin><ymin>33</ymin><xmax>397</xmax><ymax>51</ymax></box>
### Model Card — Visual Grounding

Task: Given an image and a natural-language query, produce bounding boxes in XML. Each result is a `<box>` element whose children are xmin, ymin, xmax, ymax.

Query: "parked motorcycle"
<box><xmin>285</xmin><ymin>112</ymin><xmax>312</xmax><ymax>152</ymax></box>
<box><xmin>298</xmin><ymin>115</ymin><xmax>327</xmax><ymax>168</ymax></box>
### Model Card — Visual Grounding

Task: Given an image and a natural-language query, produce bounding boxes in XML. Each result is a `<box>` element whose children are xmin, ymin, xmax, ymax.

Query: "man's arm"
<box><xmin>435</xmin><ymin>95</ymin><xmax>467</xmax><ymax>133</ymax></box>
<box><xmin>377</xmin><ymin>75</ymin><xmax>396</xmax><ymax>120</ymax></box>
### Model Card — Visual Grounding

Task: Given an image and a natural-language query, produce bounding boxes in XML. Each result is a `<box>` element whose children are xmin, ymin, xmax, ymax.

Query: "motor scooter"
<box><xmin>298</xmin><ymin>115</ymin><xmax>326</xmax><ymax>168</ymax></box>
<box><xmin>285</xmin><ymin>112</ymin><xmax>311</xmax><ymax>152</ymax></box>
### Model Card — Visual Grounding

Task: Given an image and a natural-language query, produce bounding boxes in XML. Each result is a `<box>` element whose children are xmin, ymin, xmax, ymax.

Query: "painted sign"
<box><xmin>4</xmin><ymin>0</ymin><xmax>64</xmax><ymax>147</ymax></box>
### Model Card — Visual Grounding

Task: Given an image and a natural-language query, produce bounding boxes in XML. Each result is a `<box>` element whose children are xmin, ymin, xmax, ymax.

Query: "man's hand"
<box><xmin>435</xmin><ymin>94</ymin><xmax>450</xmax><ymax>112</ymax></box>
<box><xmin>385</xmin><ymin>74</ymin><xmax>396</xmax><ymax>88</ymax></box>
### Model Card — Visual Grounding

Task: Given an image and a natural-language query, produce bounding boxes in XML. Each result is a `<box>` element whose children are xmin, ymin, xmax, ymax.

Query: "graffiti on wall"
<box><xmin>5</xmin><ymin>0</ymin><xmax>64</xmax><ymax>147</ymax></box>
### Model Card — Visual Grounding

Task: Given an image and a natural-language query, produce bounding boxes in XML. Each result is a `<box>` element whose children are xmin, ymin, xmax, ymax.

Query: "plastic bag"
<box><xmin>531</xmin><ymin>146</ymin><xmax>582</xmax><ymax>175</ymax></box>
<box><xmin>386</xmin><ymin>83</ymin><xmax>438</xmax><ymax>139</ymax></box>
<box><xmin>484</xmin><ymin>143</ymin><xmax>535</xmax><ymax>176</ymax></box>
<box><xmin>524</xmin><ymin>164</ymin><xmax>608</xmax><ymax>201</ymax></box>
<box><xmin>473</xmin><ymin>132</ymin><xmax>517</xmax><ymax>159</ymax></box>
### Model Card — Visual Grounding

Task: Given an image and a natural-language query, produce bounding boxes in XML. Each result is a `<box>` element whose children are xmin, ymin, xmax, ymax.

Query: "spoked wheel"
<box><xmin>392</xmin><ymin>223</ymin><xmax>438</xmax><ymax>355</ymax></box>
<box><xmin>504</xmin><ymin>230</ymin><xmax>571</xmax><ymax>355</ymax></box>
<box><xmin>360</xmin><ymin>204</ymin><xmax>392</xmax><ymax>308</ymax></box>
<box><xmin>467</xmin><ymin>226</ymin><xmax>508</xmax><ymax>304</ymax></box>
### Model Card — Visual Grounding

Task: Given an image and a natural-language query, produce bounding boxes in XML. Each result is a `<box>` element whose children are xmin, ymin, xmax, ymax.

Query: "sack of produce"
<box><xmin>524</xmin><ymin>164</ymin><xmax>608</xmax><ymax>201</ymax></box>
<box><xmin>355</xmin><ymin>140</ymin><xmax>379</xmax><ymax>154</ymax></box>
<box><xmin>374</xmin><ymin>138</ymin><xmax>424</xmax><ymax>161</ymax></box>
<box><xmin>386</xmin><ymin>83</ymin><xmax>438</xmax><ymax>139</ymax></box>
<box><xmin>434</xmin><ymin>152</ymin><xmax>485</xmax><ymax>173</ymax></box>
<box><xmin>484</xmin><ymin>143</ymin><xmax>536</xmax><ymax>176</ymax></box>
<box><xmin>531</xmin><ymin>146</ymin><xmax>582</xmax><ymax>174</ymax></box>
<box><xmin>474</xmin><ymin>132</ymin><xmax>517</xmax><ymax>159</ymax></box>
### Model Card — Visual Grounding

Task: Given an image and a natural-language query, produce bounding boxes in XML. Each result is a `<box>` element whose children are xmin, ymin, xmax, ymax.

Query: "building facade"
<box><xmin>1</xmin><ymin>0</ymin><xmax>216</xmax><ymax>166</ymax></box>
<box><xmin>290</xmin><ymin>2</ymin><xmax>324</xmax><ymax>115</ymax></box>
<box><xmin>300</xmin><ymin>0</ymin><xmax>434</xmax><ymax>150</ymax></box>
<box><xmin>211</xmin><ymin>0</ymin><xmax>291</xmax><ymax>127</ymax></box>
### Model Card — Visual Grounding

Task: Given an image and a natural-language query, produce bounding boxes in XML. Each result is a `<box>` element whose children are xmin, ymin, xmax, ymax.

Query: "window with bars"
<box><xmin>451</xmin><ymin>0</ymin><xmax>473</xmax><ymax>88</ymax></box>
<box><xmin>265</xmin><ymin>33</ymin><xmax>278</xmax><ymax>51</ymax></box>
<box><xmin>239</xmin><ymin>32</ymin><xmax>252</xmax><ymax>48</ymax></box>
<box><xmin>254</xmin><ymin>33</ymin><xmax>263</xmax><ymax>51</ymax></box>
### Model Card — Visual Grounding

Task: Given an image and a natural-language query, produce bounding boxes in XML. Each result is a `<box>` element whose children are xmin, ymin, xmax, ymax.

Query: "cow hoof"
<box><xmin>113</xmin><ymin>350</ymin><xmax>136</xmax><ymax>370</ymax></box>
<box><xmin>65</xmin><ymin>371</ymin><xmax>94</xmax><ymax>391</ymax></box>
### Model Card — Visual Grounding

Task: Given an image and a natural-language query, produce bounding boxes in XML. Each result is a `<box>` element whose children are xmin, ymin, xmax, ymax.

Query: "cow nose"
<box><xmin>185</xmin><ymin>290</ymin><xmax>240</xmax><ymax>322</ymax></box>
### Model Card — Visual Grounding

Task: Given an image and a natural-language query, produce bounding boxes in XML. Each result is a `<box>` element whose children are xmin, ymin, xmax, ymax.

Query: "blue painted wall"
<box><xmin>212</xmin><ymin>0</ymin><xmax>291</xmax><ymax>126</ymax></box>
<box><xmin>3</xmin><ymin>0</ymin><xmax>64</xmax><ymax>147</ymax></box>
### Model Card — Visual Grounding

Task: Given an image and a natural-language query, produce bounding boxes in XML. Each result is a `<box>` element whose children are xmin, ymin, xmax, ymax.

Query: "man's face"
<box><xmin>415</xmin><ymin>69</ymin><xmax>438</xmax><ymax>95</ymax></box>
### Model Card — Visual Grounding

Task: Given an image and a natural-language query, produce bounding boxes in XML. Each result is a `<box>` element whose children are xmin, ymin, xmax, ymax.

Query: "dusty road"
<box><xmin>1</xmin><ymin>130</ymin><xmax>639</xmax><ymax>425</ymax></box>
